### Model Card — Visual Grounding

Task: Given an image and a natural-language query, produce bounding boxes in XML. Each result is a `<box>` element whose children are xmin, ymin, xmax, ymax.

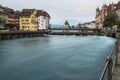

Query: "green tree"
<box><xmin>72</xmin><ymin>25</ymin><xmax>75</xmax><ymax>28</ymax></box>
<box><xmin>116</xmin><ymin>20</ymin><xmax>120</xmax><ymax>28</ymax></box>
<box><xmin>103</xmin><ymin>11</ymin><xmax>118</xmax><ymax>28</ymax></box>
<box><xmin>77</xmin><ymin>23</ymin><xmax>81</xmax><ymax>28</ymax></box>
<box><xmin>5</xmin><ymin>24</ymin><xmax>16</xmax><ymax>30</ymax></box>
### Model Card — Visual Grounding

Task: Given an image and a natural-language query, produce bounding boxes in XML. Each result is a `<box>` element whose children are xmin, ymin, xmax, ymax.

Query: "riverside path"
<box><xmin>113</xmin><ymin>33</ymin><xmax>120</xmax><ymax>80</ymax></box>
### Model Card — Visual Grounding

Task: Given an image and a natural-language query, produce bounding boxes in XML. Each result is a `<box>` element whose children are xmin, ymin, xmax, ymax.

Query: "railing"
<box><xmin>99</xmin><ymin>40</ymin><xmax>119</xmax><ymax>80</ymax></box>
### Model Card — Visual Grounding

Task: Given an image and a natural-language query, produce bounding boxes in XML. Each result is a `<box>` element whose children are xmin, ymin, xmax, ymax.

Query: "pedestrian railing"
<box><xmin>99</xmin><ymin>40</ymin><xmax>119</xmax><ymax>80</ymax></box>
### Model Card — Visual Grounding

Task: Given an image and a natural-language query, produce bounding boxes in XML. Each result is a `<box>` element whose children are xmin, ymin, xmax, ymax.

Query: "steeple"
<box><xmin>96</xmin><ymin>7</ymin><xmax>100</xmax><ymax>12</ymax></box>
<box><xmin>96</xmin><ymin>7</ymin><xmax>100</xmax><ymax>16</ymax></box>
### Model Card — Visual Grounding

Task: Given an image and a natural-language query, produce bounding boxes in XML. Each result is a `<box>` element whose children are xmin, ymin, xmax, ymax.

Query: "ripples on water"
<box><xmin>0</xmin><ymin>36</ymin><xmax>115</xmax><ymax>80</ymax></box>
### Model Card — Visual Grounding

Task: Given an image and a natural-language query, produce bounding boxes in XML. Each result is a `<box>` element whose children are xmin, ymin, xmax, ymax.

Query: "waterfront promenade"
<box><xmin>113</xmin><ymin>39</ymin><xmax>120</xmax><ymax>80</ymax></box>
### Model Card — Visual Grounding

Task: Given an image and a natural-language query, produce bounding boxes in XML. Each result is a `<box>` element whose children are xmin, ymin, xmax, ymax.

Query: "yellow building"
<box><xmin>95</xmin><ymin>7</ymin><xmax>103</xmax><ymax>29</ymax></box>
<box><xmin>19</xmin><ymin>9</ymin><xmax>38</xmax><ymax>31</ymax></box>
<box><xmin>95</xmin><ymin>14</ymin><xmax>103</xmax><ymax>29</ymax></box>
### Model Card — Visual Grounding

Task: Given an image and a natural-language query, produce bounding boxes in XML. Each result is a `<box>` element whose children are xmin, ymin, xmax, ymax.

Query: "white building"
<box><xmin>36</xmin><ymin>10</ymin><xmax>50</xmax><ymax>30</ymax></box>
<box><xmin>89</xmin><ymin>21</ymin><xmax>96</xmax><ymax>29</ymax></box>
<box><xmin>81</xmin><ymin>21</ymin><xmax>96</xmax><ymax>29</ymax></box>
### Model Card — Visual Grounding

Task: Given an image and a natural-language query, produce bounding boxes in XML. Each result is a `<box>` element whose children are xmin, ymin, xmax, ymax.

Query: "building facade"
<box><xmin>4</xmin><ymin>7</ymin><xmax>16</xmax><ymax>25</ymax></box>
<box><xmin>36</xmin><ymin>10</ymin><xmax>50</xmax><ymax>30</ymax></box>
<box><xmin>0</xmin><ymin>5</ymin><xmax>8</xmax><ymax>29</ymax></box>
<box><xmin>19</xmin><ymin>9</ymin><xmax>38</xmax><ymax>31</ymax></box>
<box><xmin>80</xmin><ymin>21</ymin><xmax>96</xmax><ymax>29</ymax></box>
<box><xmin>95</xmin><ymin>6</ymin><xmax>106</xmax><ymax>29</ymax></box>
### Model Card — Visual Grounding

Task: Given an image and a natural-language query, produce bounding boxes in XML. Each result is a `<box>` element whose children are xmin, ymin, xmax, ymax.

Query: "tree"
<box><xmin>77</xmin><ymin>23</ymin><xmax>81</xmax><ymax>28</ymax></box>
<box><xmin>5</xmin><ymin>23</ymin><xmax>16</xmax><ymax>30</ymax></box>
<box><xmin>103</xmin><ymin>11</ymin><xmax>118</xmax><ymax>28</ymax></box>
<box><xmin>116</xmin><ymin>20</ymin><xmax>120</xmax><ymax>28</ymax></box>
<box><xmin>72</xmin><ymin>25</ymin><xmax>75</xmax><ymax>28</ymax></box>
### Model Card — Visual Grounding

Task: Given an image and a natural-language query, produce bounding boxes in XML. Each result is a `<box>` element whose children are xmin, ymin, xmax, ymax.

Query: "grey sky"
<box><xmin>0</xmin><ymin>0</ymin><xmax>119</xmax><ymax>24</ymax></box>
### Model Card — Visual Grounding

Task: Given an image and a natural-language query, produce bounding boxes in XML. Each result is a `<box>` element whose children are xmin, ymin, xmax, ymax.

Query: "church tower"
<box><xmin>96</xmin><ymin>7</ymin><xmax>100</xmax><ymax>16</ymax></box>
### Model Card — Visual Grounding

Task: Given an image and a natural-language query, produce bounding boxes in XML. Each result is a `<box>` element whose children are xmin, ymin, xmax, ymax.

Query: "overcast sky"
<box><xmin>0</xmin><ymin>0</ymin><xmax>119</xmax><ymax>24</ymax></box>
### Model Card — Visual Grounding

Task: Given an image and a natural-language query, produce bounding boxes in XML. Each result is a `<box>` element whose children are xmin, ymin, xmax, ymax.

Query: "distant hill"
<box><xmin>51</xmin><ymin>24</ymin><xmax>64</xmax><ymax>28</ymax></box>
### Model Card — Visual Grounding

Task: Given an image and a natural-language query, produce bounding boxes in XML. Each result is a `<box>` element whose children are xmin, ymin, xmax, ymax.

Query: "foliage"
<box><xmin>5</xmin><ymin>23</ymin><xmax>16</xmax><ymax>30</ymax></box>
<box><xmin>103</xmin><ymin>11</ymin><xmax>118</xmax><ymax>28</ymax></box>
<box><xmin>116</xmin><ymin>20</ymin><xmax>120</xmax><ymax>28</ymax></box>
<box><xmin>77</xmin><ymin>23</ymin><xmax>81</xmax><ymax>28</ymax></box>
<box><xmin>72</xmin><ymin>25</ymin><xmax>75</xmax><ymax>28</ymax></box>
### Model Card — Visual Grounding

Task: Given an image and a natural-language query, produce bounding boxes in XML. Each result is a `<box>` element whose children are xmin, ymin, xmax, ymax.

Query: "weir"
<box><xmin>0</xmin><ymin>31</ymin><xmax>49</xmax><ymax>39</ymax></box>
<box><xmin>0</xmin><ymin>29</ymin><xmax>101</xmax><ymax>40</ymax></box>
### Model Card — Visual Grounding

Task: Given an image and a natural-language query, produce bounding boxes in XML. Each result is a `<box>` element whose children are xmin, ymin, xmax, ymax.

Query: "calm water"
<box><xmin>0</xmin><ymin>36</ymin><xmax>115</xmax><ymax>80</ymax></box>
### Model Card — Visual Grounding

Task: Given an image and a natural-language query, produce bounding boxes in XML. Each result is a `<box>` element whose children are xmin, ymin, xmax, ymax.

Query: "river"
<box><xmin>0</xmin><ymin>35</ymin><xmax>115</xmax><ymax>80</ymax></box>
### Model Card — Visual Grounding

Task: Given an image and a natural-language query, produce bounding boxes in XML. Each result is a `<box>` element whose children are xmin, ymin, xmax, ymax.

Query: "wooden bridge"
<box><xmin>50</xmin><ymin>32</ymin><xmax>101</xmax><ymax>35</ymax></box>
<box><xmin>50</xmin><ymin>28</ymin><xmax>101</xmax><ymax>35</ymax></box>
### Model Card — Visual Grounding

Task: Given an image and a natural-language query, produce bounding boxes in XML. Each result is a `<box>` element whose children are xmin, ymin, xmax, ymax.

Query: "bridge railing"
<box><xmin>99</xmin><ymin>40</ymin><xmax>119</xmax><ymax>80</ymax></box>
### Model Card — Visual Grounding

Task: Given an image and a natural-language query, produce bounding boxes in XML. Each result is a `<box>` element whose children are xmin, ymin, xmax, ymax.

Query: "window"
<box><xmin>22</xmin><ymin>26</ymin><xmax>24</xmax><ymax>28</ymax></box>
<box><xmin>25</xmin><ymin>19</ymin><xmax>29</xmax><ymax>22</ymax></box>
<box><xmin>26</xmin><ymin>16</ymin><xmax>29</xmax><ymax>18</ymax></box>
<box><xmin>22</xmin><ymin>20</ymin><xmax>24</xmax><ymax>22</ymax></box>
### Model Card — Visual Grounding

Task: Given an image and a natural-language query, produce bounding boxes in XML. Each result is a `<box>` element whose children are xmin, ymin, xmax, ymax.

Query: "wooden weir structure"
<box><xmin>0</xmin><ymin>28</ymin><xmax>102</xmax><ymax>40</ymax></box>
<box><xmin>0</xmin><ymin>31</ymin><xmax>49</xmax><ymax>39</ymax></box>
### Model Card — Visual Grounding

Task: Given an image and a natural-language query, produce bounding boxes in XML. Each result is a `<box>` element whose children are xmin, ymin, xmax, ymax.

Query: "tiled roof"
<box><xmin>36</xmin><ymin>10</ymin><xmax>50</xmax><ymax>18</ymax></box>
<box><xmin>4</xmin><ymin>7</ymin><xmax>15</xmax><ymax>14</ymax></box>
<box><xmin>20</xmin><ymin>9</ymin><xmax>35</xmax><ymax>16</ymax></box>
<box><xmin>22</xmin><ymin>9</ymin><xmax>35</xmax><ymax>13</ymax></box>
<box><xmin>65</xmin><ymin>20</ymin><xmax>69</xmax><ymax>25</ymax></box>
<box><xmin>36</xmin><ymin>10</ymin><xmax>43</xmax><ymax>16</ymax></box>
